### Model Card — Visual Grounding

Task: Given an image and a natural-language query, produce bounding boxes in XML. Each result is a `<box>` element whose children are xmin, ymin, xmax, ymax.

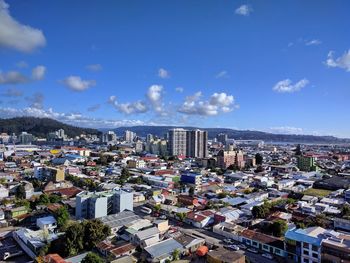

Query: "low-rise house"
<box><xmin>131</xmin><ymin>226</ymin><xmax>160</xmax><ymax>248</ymax></box>
<box><xmin>13</xmin><ymin>228</ymin><xmax>58</xmax><ymax>258</ymax></box>
<box><xmin>36</xmin><ymin>216</ymin><xmax>57</xmax><ymax>233</ymax></box>
<box><xmin>213</xmin><ymin>222</ymin><xmax>246</xmax><ymax>241</ymax></box>
<box><xmin>241</xmin><ymin>229</ymin><xmax>285</xmax><ymax>257</ymax></box>
<box><xmin>174</xmin><ymin>234</ymin><xmax>205</xmax><ymax>255</ymax></box>
<box><xmin>144</xmin><ymin>238</ymin><xmax>183</xmax><ymax>263</ymax></box>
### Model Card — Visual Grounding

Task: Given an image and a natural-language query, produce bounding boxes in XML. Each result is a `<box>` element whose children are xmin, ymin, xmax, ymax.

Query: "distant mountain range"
<box><xmin>0</xmin><ymin>117</ymin><xmax>100</xmax><ymax>138</ymax></box>
<box><xmin>111</xmin><ymin>126</ymin><xmax>350</xmax><ymax>144</ymax></box>
<box><xmin>0</xmin><ymin>117</ymin><xmax>348</xmax><ymax>144</ymax></box>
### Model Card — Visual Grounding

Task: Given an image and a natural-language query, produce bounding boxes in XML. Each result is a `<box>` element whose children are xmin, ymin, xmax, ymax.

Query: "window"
<box><xmin>312</xmin><ymin>245</ymin><xmax>318</xmax><ymax>251</ymax></box>
<box><xmin>303</xmin><ymin>249</ymin><xmax>309</xmax><ymax>255</ymax></box>
<box><xmin>312</xmin><ymin>253</ymin><xmax>318</xmax><ymax>258</ymax></box>
<box><xmin>303</xmin><ymin>259</ymin><xmax>309</xmax><ymax>263</ymax></box>
<box><xmin>303</xmin><ymin>243</ymin><xmax>309</xmax><ymax>249</ymax></box>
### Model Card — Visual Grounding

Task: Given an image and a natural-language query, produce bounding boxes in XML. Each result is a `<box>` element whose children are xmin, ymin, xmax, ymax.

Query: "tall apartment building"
<box><xmin>168</xmin><ymin>128</ymin><xmax>207</xmax><ymax>158</ymax></box>
<box><xmin>102</xmin><ymin>131</ymin><xmax>117</xmax><ymax>144</ymax></box>
<box><xmin>19</xmin><ymin>132</ymin><xmax>34</xmax><ymax>145</ymax></box>
<box><xmin>168</xmin><ymin>128</ymin><xmax>187</xmax><ymax>156</ymax></box>
<box><xmin>216</xmin><ymin>133</ymin><xmax>228</xmax><ymax>145</ymax></box>
<box><xmin>75</xmin><ymin>189</ymin><xmax>133</xmax><ymax>219</ymax></box>
<box><xmin>186</xmin><ymin>129</ymin><xmax>208</xmax><ymax>158</ymax></box>
<box><xmin>124</xmin><ymin>130</ymin><xmax>136</xmax><ymax>142</ymax></box>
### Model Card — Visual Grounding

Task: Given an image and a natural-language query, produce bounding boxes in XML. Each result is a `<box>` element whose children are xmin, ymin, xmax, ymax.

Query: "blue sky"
<box><xmin>0</xmin><ymin>0</ymin><xmax>349</xmax><ymax>137</ymax></box>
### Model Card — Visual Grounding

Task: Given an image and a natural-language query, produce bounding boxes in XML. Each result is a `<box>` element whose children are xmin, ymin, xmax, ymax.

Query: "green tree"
<box><xmin>270</xmin><ymin>220</ymin><xmax>288</xmax><ymax>237</ymax></box>
<box><xmin>64</xmin><ymin>222</ymin><xmax>84</xmax><ymax>256</ymax></box>
<box><xmin>154</xmin><ymin>204</ymin><xmax>161</xmax><ymax>213</ymax></box>
<box><xmin>49</xmin><ymin>194</ymin><xmax>62</xmax><ymax>203</ymax></box>
<box><xmin>82</xmin><ymin>219</ymin><xmax>111</xmax><ymax>250</ymax></box>
<box><xmin>176</xmin><ymin>212</ymin><xmax>187</xmax><ymax>222</ymax></box>
<box><xmin>255</xmin><ymin>153</ymin><xmax>263</xmax><ymax>165</ymax></box>
<box><xmin>37</xmin><ymin>194</ymin><xmax>51</xmax><ymax>205</ymax></box>
<box><xmin>81</xmin><ymin>252</ymin><xmax>103</xmax><ymax>263</ymax></box>
<box><xmin>15</xmin><ymin>184</ymin><xmax>26</xmax><ymax>199</ymax></box>
<box><xmin>172</xmin><ymin>249</ymin><xmax>181</xmax><ymax>261</ymax></box>
<box><xmin>54</xmin><ymin>206</ymin><xmax>70</xmax><ymax>229</ymax></box>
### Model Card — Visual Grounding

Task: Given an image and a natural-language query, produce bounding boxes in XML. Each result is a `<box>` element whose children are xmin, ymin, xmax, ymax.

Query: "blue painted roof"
<box><xmin>285</xmin><ymin>227</ymin><xmax>324</xmax><ymax>246</ymax></box>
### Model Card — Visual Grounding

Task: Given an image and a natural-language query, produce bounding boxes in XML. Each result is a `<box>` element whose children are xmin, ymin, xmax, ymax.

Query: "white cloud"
<box><xmin>305</xmin><ymin>39</ymin><xmax>322</xmax><ymax>46</ymax></box>
<box><xmin>61</xmin><ymin>76</ymin><xmax>96</xmax><ymax>91</ymax></box>
<box><xmin>215</xmin><ymin>70</ymin><xmax>229</xmax><ymax>79</ymax></box>
<box><xmin>235</xmin><ymin>4</ymin><xmax>252</xmax><ymax>16</ymax></box>
<box><xmin>31</xmin><ymin>65</ymin><xmax>46</xmax><ymax>80</ymax></box>
<box><xmin>269</xmin><ymin>126</ymin><xmax>303</xmax><ymax>135</ymax></box>
<box><xmin>325</xmin><ymin>50</ymin><xmax>350</xmax><ymax>72</ymax></box>
<box><xmin>158</xmin><ymin>68</ymin><xmax>170</xmax><ymax>79</ymax></box>
<box><xmin>273</xmin><ymin>78</ymin><xmax>309</xmax><ymax>93</ymax></box>
<box><xmin>86</xmin><ymin>64</ymin><xmax>102</xmax><ymax>72</ymax></box>
<box><xmin>175</xmin><ymin>87</ymin><xmax>184</xmax><ymax>93</ymax></box>
<box><xmin>0</xmin><ymin>70</ymin><xmax>29</xmax><ymax>84</ymax></box>
<box><xmin>147</xmin><ymin>85</ymin><xmax>164</xmax><ymax>113</ymax></box>
<box><xmin>108</xmin><ymin>95</ymin><xmax>148</xmax><ymax>115</ymax></box>
<box><xmin>0</xmin><ymin>0</ymin><xmax>46</xmax><ymax>52</ymax></box>
<box><xmin>178</xmin><ymin>92</ymin><xmax>236</xmax><ymax>116</ymax></box>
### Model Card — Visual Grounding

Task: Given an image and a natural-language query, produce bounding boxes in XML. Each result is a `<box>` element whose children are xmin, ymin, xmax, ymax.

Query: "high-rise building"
<box><xmin>124</xmin><ymin>130</ymin><xmax>136</xmax><ymax>142</ymax></box>
<box><xmin>216</xmin><ymin>133</ymin><xmax>228</xmax><ymax>145</ymax></box>
<box><xmin>186</xmin><ymin>129</ymin><xmax>208</xmax><ymax>158</ymax></box>
<box><xmin>168</xmin><ymin>128</ymin><xmax>187</xmax><ymax>156</ymax></box>
<box><xmin>102</xmin><ymin>131</ymin><xmax>117</xmax><ymax>144</ymax></box>
<box><xmin>146</xmin><ymin>134</ymin><xmax>154</xmax><ymax>143</ymax></box>
<box><xmin>19</xmin><ymin>132</ymin><xmax>34</xmax><ymax>145</ymax></box>
<box><xmin>168</xmin><ymin>128</ymin><xmax>208</xmax><ymax>158</ymax></box>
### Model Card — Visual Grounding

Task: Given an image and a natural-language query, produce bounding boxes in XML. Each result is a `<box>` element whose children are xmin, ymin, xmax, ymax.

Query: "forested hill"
<box><xmin>0</xmin><ymin>117</ymin><xmax>100</xmax><ymax>138</ymax></box>
<box><xmin>110</xmin><ymin>126</ymin><xmax>350</xmax><ymax>144</ymax></box>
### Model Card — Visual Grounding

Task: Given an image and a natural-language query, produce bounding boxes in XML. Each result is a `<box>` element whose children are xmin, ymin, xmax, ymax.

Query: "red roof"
<box><xmin>44</xmin><ymin>187</ymin><xmax>82</xmax><ymax>198</ymax></box>
<box><xmin>44</xmin><ymin>254</ymin><xmax>67</xmax><ymax>263</ymax></box>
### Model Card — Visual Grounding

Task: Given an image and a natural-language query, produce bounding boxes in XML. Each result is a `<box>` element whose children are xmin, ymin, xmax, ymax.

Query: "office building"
<box><xmin>75</xmin><ymin>189</ymin><xmax>133</xmax><ymax>219</ymax></box>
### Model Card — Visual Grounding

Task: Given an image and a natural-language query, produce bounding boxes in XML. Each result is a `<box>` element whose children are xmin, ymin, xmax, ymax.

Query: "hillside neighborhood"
<box><xmin>0</xmin><ymin>127</ymin><xmax>349</xmax><ymax>263</ymax></box>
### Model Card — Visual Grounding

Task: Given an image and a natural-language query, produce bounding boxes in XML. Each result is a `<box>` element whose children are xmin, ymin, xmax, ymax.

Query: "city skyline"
<box><xmin>0</xmin><ymin>0</ymin><xmax>350</xmax><ymax>138</ymax></box>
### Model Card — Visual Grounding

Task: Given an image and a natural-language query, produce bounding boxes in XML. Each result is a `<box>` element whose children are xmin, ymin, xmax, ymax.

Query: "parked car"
<box><xmin>228</xmin><ymin>245</ymin><xmax>240</xmax><ymax>251</ymax></box>
<box><xmin>262</xmin><ymin>253</ymin><xmax>274</xmax><ymax>259</ymax></box>
<box><xmin>159</xmin><ymin>215</ymin><xmax>167</xmax><ymax>220</ymax></box>
<box><xmin>247</xmin><ymin>248</ymin><xmax>259</xmax><ymax>254</ymax></box>
<box><xmin>237</xmin><ymin>244</ymin><xmax>247</xmax><ymax>250</ymax></box>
